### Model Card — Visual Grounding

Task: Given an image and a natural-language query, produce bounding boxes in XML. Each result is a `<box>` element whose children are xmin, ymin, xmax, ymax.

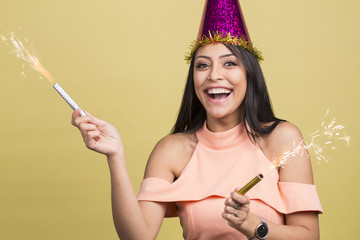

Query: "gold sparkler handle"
<box><xmin>237</xmin><ymin>173</ymin><xmax>263</xmax><ymax>195</ymax></box>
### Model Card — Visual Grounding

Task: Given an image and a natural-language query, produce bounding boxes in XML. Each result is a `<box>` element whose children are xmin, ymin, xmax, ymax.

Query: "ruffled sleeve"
<box><xmin>277</xmin><ymin>182</ymin><xmax>323</xmax><ymax>213</ymax></box>
<box><xmin>137</xmin><ymin>177</ymin><xmax>177</xmax><ymax>217</ymax></box>
<box><xmin>137</xmin><ymin>177</ymin><xmax>323</xmax><ymax>217</ymax></box>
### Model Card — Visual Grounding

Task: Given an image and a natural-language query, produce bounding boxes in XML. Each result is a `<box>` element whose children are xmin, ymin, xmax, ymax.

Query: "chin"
<box><xmin>206</xmin><ymin>107</ymin><xmax>242</xmax><ymax>122</ymax></box>
<box><xmin>207</xmin><ymin>111</ymin><xmax>233</xmax><ymax>120</ymax></box>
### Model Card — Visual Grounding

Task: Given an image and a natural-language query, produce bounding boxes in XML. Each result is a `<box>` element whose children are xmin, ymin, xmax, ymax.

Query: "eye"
<box><xmin>195</xmin><ymin>62</ymin><xmax>210</xmax><ymax>69</ymax></box>
<box><xmin>224</xmin><ymin>61</ymin><xmax>238</xmax><ymax>67</ymax></box>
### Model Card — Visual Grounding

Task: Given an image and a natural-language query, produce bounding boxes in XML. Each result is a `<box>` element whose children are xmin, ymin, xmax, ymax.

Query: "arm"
<box><xmin>71</xmin><ymin>109</ymin><xmax>176</xmax><ymax>240</ymax></box>
<box><xmin>222</xmin><ymin>122</ymin><xmax>320</xmax><ymax>240</ymax></box>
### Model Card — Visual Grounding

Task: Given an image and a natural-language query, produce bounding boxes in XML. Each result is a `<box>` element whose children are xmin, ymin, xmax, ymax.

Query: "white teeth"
<box><xmin>207</xmin><ymin>88</ymin><xmax>231</xmax><ymax>94</ymax></box>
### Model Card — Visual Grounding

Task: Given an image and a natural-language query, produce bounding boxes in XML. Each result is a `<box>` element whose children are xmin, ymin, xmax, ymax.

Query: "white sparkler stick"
<box><xmin>53</xmin><ymin>83</ymin><xmax>86</xmax><ymax>116</ymax></box>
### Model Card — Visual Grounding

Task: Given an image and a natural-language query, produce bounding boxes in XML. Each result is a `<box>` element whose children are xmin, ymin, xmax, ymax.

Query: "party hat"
<box><xmin>185</xmin><ymin>0</ymin><xmax>263</xmax><ymax>63</ymax></box>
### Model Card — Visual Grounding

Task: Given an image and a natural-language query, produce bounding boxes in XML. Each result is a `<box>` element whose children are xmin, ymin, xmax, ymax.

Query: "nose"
<box><xmin>208</xmin><ymin>63</ymin><xmax>223</xmax><ymax>81</ymax></box>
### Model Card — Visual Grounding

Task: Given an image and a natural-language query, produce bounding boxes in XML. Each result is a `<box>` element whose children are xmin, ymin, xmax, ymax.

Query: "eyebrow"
<box><xmin>195</xmin><ymin>53</ymin><xmax>235</xmax><ymax>60</ymax></box>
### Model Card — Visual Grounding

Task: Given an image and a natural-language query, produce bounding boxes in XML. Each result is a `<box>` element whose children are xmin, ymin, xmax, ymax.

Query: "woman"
<box><xmin>72</xmin><ymin>1</ymin><xmax>322</xmax><ymax>239</ymax></box>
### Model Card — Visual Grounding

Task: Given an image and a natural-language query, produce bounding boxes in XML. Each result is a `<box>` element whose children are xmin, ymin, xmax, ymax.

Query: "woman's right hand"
<box><xmin>71</xmin><ymin>109</ymin><xmax>124</xmax><ymax>159</ymax></box>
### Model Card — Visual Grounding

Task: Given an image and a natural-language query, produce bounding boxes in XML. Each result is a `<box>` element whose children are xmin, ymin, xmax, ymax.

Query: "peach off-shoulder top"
<box><xmin>138</xmin><ymin>122</ymin><xmax>323</xmax><ymax>240</ymax></box>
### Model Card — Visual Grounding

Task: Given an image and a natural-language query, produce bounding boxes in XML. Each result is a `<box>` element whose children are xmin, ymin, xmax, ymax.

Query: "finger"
<box><xmin>87</xmin><ymin>130</ymin><xmax>101</xmax><ymax>139</ymax></box>
<box><xmin>79</xmin><ymin>123</ymin><xmax>98</xmax><ymax>132</ymax></box>
<box><xmin>83</xmin><ymin>111</ymin><xmax>100</xmax><ymax>123</ymax></box>
<box><xmin>73</xmin><ymin>114</ymin><xmax>96</xmax><ymax>128</ymax></box>
<box><xmin>72</xmin><ymin>109</ymin><xmax>82</xmax><ymax>125</ymax></box>
<box><xmin>82</xmin><ymin>110</ymin><xmax>108</xmax><ymax>127</ymax></box>
<box><xmin>222</xmin><ymin>211</ymin><xmax>238</xmax><ymax>222</ymax></box>
<box><xmin>231</xmin><ymin>192</ymin><xmax>250</xmax><ymax>205</ymax></box>
<box><xmin>224</xmin><ymin>205</ymin><xmax>238</xmax><ymax>218</ymax></box>
<box><xmin>225</xmin><ymin>197</ymin><xmax>242</xmax><ymax>214</ymax></box>
<box><xmin>222</xmin><ymin>208</ymin><xmax>247</xmax><ymax>227</ymax></box>
<box><xmin>82</xmin><ymin>110</ymin><xmax>93</xmax><ymax>118</ymax></box>
<box><xmin>225</xmin><ymin>197</ymin><xmax>238</xmax><ymax>208</ymax></box>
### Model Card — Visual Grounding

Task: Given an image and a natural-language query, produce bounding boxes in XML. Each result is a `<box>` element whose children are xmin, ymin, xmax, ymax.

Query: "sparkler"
<box><xmin>238</xmin><ymin>110</ymin><xmax>350</xmax><ymax>195</ymax></box>
<box><xmin>237</xmin><ymin>174</ymin><xmax>263</xmax><ymax>195</ymax></box>
<box><xmin>53</xmin><ymin>83</ymin><xmax>86</xmax><ymax>116</ymax></box>
<box><xmin>1</xmin><ymin>30</ymin><xmax>86</xmax><ymax>116</ymax></box>
<box><xmin>271</xmin><ymin>109</ymin><xmax>351</xmax><ymax>169</ymax></box>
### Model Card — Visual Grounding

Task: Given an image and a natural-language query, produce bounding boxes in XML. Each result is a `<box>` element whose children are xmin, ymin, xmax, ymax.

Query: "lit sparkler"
<box><xmin>271</xmin><ymin>109</ymin><xmax>351</xmax><ymax>169</ymax></box>
<box><xmin>1</xmin><ymin>30</ymin><xmax>86</xmax><ymax>116</ymax></box>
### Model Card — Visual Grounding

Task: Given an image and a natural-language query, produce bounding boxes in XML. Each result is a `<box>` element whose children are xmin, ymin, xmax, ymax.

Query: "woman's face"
<box><xmin>193</xmin><ymin>44</ymin><xmax>247</xmax><ymax>124</ymax></box>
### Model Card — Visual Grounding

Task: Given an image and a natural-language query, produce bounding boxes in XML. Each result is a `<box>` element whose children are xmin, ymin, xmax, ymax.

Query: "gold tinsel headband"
<box><xmin>185</xmin><ymin>32</ymin><xmax>263</xmax><ymax>64</ymax></box>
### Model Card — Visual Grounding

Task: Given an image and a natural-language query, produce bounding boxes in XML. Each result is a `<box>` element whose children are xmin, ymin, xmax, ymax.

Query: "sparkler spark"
<box><xmin>271</xmin><ymin>109</ymin><xmax>351</xmax><ymax>168</ymax></box>
<box><xmin>1</xmin><ymin>29</ymin><xmax>86</xmax><ymax>116</ymax></box>
<box><xmin>0</xmin><ymin>30</ymin><xmax>55</xmax><ymax>84</ymax></box>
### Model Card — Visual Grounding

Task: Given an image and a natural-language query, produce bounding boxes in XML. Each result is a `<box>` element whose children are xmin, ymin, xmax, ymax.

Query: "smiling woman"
<box><xmin>193</xmin><ymin>45</ymin><xmax>247</xmax><ymax>129</ymax></box>
<box><xmin>1</xmin><ymin>0</ymin><xmax>359</xmax><ymax>239</ymax></box>
<box><xmin>72</xmin><ymin>0</ymin><xmax>323</xmax><ymax>239</ymax></box>
<box><xmin>157</xmin><ymin>40</ymin><xmax>322</xmax><ymax>240</ymax></box>
<box><xmin>173</xmin><ymin>43</ymin><xmax>283</xmax><ymax>140</ymax></box>
<box><xmin>73</xmin><ymin>0</ymin><xmax>322</xmax><ymax>240</ymax></box>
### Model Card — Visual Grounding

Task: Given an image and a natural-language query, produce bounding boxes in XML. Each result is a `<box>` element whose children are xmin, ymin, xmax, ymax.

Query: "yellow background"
<box><xmin>0</xmin><ymin>0</ymin><xmax>359</xmax><ymax>239</ymax></box>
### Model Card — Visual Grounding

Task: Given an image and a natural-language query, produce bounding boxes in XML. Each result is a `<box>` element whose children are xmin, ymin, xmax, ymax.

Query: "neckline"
<box><xmin>196</xmin><ymin>121</ymin><xmax>247</xmax><ymax>149</ymax></box>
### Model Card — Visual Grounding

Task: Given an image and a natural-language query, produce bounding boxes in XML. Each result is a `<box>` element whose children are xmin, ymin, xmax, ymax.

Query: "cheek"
<box><xmin>237</xmin><ymin>72</ymin><xmax>247</xmax><ymax>90</ymax></box>
<box><xmin>193</xmin><ymin>74</ymin><xmax>205</xmax><ymax>98</ymax></box>
<box><xmin>194</xmin><ymin>85</ymin><xmax>203</xmax><ymax>104</ymax></box>
<box><xmin>233</xmin><ymin>76</ymin><xmax>247</xmax><ymax>100</ymax></box>
<box><xmin>241</xmin><ymin>81</ymin><xmax>247</xmax><ymax>94</ymax></box>
<box><xmin>239</xmin><ymin>82</ymin><xmax>247</xmax><ymax>100</ymax></box>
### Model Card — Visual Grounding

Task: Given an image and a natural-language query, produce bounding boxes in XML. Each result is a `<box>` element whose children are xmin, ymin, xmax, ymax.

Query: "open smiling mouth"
<box><xmin>206</xmin><ymin>88</ymin><xmax>232</xmax><ymax>99</ymax></box>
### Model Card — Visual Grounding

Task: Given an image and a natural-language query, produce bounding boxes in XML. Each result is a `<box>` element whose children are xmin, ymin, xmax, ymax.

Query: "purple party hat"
<box><xmin>185</xmin><ymin>0</ymin><xmax>262</xmax><ymax>63</ymax></box>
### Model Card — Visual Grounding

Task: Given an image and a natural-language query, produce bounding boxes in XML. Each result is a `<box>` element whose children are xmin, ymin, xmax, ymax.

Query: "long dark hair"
<box><xmin>171</xmin><ymin>44</ymin><xmax>284</xmax><ymax>141</ymax></box>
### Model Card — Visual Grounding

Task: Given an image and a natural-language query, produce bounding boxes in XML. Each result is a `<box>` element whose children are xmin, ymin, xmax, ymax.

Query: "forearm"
<box><xmin>107</xmin><ymin>154</ymin><xmax>160</xmax><ymax>240</ymax></box>
<box><xmin>240</xmin><ymin>212</ymin><xmax>319</xmax><ymax>240</ymax></box>
<box><xmin>72</xmin><ymin>112</ymin><xmax>163</xmax><ymax>239</ymax></box>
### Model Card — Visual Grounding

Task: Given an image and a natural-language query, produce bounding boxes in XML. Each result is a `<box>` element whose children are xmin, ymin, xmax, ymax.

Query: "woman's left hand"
<box><xmin>222</xmin><ymin>189</ymin><xmax>250</xmax><ymax>231</ymax></box>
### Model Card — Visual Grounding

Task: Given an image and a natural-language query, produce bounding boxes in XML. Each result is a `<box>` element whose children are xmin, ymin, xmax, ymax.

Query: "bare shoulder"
<box><xmin>144</xmin><ymin>132</ymin><xmax>198</xmax><ymax>182</ymax></box>
<box><xmin>266</xmin><ymin>122</ymin><xmax>303</xmax><ymax>150</ymax></box>
<box><xmin>258</xmin><ymin>122</ymin><xmax>303</xmax><ymax>155</ymax></box>
<box><xmin>259</xmin><ymin>122</ymin><xmax>314</xmax><ymax>184</ymax></box>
